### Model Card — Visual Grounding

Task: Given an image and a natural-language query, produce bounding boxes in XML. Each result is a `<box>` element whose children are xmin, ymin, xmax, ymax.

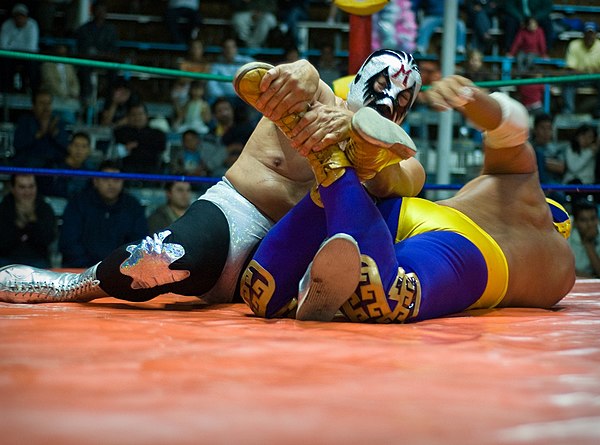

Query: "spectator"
<box><xmin>0</xmin><ymin>174</ymin><xmax>57</xmax><ymax>268</ymax></box>
<box><xmin>75</xmin><ymin>1</ymin><xmax>119</xmax><ymax>107</ymax></box>
<box><xmin>12</xmin><ymin>89</ymin><xmax>69</xmax><ymax>168</ymax></box>
<box><xmin>147</xmin><ymin>181</ymin><xmax>193</xmax><ymax>234</ymax></box>
<box><xmin>206</xmin><ymin>36</ymin><xmax>254</xmax><ymax>105</ymax></box>
<box><xmin>178</xmin><ymin>39</ymin><xmax>211</xmax><ymax>74</ymax></box>
<box><xmin>171</xmin><ymin>129</ymin><xmax>209</xmax><ymax>177</ymax></box>
<box><xmin>568</xmin><ymin>199</ymin><xmax>600</xmax><ymax>278</ymax></box>
<box><xmin>517</xmin><ymin>81</ymin><xmax>545</xmax><ymax>116</ymax></box>
<box><xmin>173</xmin><ymin>80</ymin><xmax>212</xmax><ymax>134</ymax></box>
<box><xmin>278</xmin><ymin>0</ymin><xmax>310</xmax><ymax>49</ymax></box>
<box><xmin>40</xmin><ymin>44</ymin><xmax>81</xmax><ymax>124</ymax></box>
<box><xmin>59</xmin><ymin>160</ymin><xmax>148</xmax><ymax>268</ymax></box>
<box><xmin>507</xmin><ymin>17</ymin><xmax>548</xmax><ymax>74</ymax></box>
<box><xmin>40</xmin><ymin>132</ymin><xmax>97</xmax><ymax>200</ymax></box>
<box><xmin>165</xmin><ymin>0</ymin><xmax>202</xmax><ymax>44</ymax></box>
<box><xmin>561</xmin><ymin>22</ymin><xmax>600</xmax><ymax>118</ymax></box>
<box><xmin>502</xmin><ymin>0</ymin><xmax>553</xmax><ymax>54</ymax></box>
<box><xmin>563</xmin><ymin>124</ymin><xmax>598</xmax><ymax>203</ymax></box>
<box><xmin>460</xmin><ymin>48</ymin><xmax>491</xmax><ymax>84</ymax></box>
<box><xmin>99</xmin><ymin>78</ymin><xmax>141</xmax><ymax>127</ymax></box>
<box><xmin>0</xmin><ymin>3</ymin><xmax>40</xmax><ymax>93</ymax></box>
<box><xmin>465</xmin><ymin>0</ymin><xmax>499</xmax><ymax>54</ymax></box>
<box><xmin>530</xmin><ymin>113</ymin><xmax>566</xmax><ymax>203</ymax></box>
<box><xmin>414</xmin><ymin>0</ymin><xmax>466</xmax><ymax>55</ymax></box>
<box><xmin>371</xmin><ymin>0</ymin><xmax>417</xmax><ymax>54</ymax></box>
<box><xmin>315</xmin><ymin>43</ymin><xmax>344</xmax><ymax>88</ymax></box>
<box><xmin>231</xmin><ymin>0</ymin><xmax>278</xmax><ymax>49</ymax></box>
<box><xmin>113</xmin><ymin>103</ymin><xmax>167</xmax><ymax>174</ymax></box>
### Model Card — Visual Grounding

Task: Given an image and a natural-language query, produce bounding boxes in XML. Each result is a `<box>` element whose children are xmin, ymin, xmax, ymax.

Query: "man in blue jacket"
<box><xmin>59</xmin><ymin>160</ymin><xmax>148</xmax><ymax>268</ymax></box>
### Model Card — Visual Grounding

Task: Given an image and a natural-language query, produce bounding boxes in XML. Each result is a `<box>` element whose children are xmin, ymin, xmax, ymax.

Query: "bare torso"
<box><xmin>438</xmin><ymin>172</ymin><xmax>575</xmax><ymax>308</ymax></box>
<box><xmin>225</xmin><ymin>118</ymin><xmax>315</xmax><ymax>222</ymax></box>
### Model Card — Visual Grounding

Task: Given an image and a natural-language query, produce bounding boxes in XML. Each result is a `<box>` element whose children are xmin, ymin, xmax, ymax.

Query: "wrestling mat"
<box><xmin>1</xmin><ymin>278</ymin><xmax>599</xmax><ymax>445</ymax></box>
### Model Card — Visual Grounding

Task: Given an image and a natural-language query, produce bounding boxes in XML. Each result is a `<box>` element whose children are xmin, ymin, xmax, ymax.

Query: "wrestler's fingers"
<box><xmin>426</xmin><ymin>76</ymin><xmax>476</xmax><ymax>110</ymax></box>
<box><xmin>259</xmin><ymin>66</ymin><xmax>279</xmax><ymax>93</ymax></box>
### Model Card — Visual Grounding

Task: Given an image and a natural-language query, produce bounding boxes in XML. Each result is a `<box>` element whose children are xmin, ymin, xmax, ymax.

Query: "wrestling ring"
<box><xmin>1</xmin><ymin>48</ymin><xmax>600</xmax><ymax>445</ymax></box>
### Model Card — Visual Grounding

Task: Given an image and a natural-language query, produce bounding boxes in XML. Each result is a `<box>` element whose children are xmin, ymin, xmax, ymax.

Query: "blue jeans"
<box><xmin>416</xmin><ymin>16</ymin><xmax>466</xmax><ymax>54</ymax></box>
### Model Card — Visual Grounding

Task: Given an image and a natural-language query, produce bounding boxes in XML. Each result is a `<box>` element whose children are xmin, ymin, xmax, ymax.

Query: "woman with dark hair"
<box><xmin>563</xmin><ymin>123</ymin><xmax>598</xmax><ymax>203</ymax></box>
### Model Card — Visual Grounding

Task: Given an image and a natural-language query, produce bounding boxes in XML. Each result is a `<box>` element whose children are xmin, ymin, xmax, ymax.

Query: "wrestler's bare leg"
<box><xmin>426</xmin><ymin>76</ymin><xmax>575</xmax><ymax>308</ymax></box>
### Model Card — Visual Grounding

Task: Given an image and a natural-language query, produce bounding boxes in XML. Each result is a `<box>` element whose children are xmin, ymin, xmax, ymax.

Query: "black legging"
<box><xmin>96</xmin><ymin>199</ymin><xmax>230</xmax><ymax>302</ymax></box>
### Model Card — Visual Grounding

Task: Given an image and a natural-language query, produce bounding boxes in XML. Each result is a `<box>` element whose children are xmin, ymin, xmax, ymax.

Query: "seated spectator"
<box><xmin>568</xmin><ymin>199</ymin><xmax>600</xmax><ymax>278</ymax></box>
<box><xmin>315</xmin><ymin>43</ymin><xmax>344</xmax><ymax>88</ymax></box>
<box><xmin>561</xmin><ymin>22</ymin><xmax>600</xmax><ymax>118</ymax></box>
<box><xmin>465</xmin><ymin>0</ymin><xmax>499</xmax><ymax>54</ymax></box>
<box><xmin>278</xmin><ymin>0</ymin><xmax>310</xmax><ymax>49</ymax></box>
<box><xmin>59</xmin><ymin>160</ymin><xmax>148</xmax><ymax>268</ymax></box>
<box><xmin>113</xmin><ymin>103</ymin><xmax>167</xmax><ymax>174</ymax></box>
<box><xmin>12</xmin><ymin>89</ymin><xmax>69</xmax><ymax>168</ymax></box>
<box><xmin>507</xmin><ymin>17</ymin><xmax>548</xmax><ymax>74</ymax></box>
<box><xmin>371</xmin><ymin>0</ymin><xmax>417</xmax><ymax>54</ymax></box>
<box><xmin>0</xmin><ymin>3</ymin><xmax>40</xmax><ymax>93</ymax></box>
<box><xmin>40</xmin><ymin>132</ymin><xmax>97</xmax><ymax>200</ymax></box>
<box><xmin>40</xmin><ymin>44</ymin><xmax>81</xmax><ymax>123</ymax></box>
<box><xmin>178</xmin><ymin>39</ymin><xmax>211</xmax><ymax>74</ymax></box>
<box><xmin>516</xmin><ymin>76</ymin><xmax>545</xmax><ymax>116</ymax></box>
<box><xmin>75</xmin><ymin>1</ymin><xmax>119</xmax><ymax>108</ymax></box>
<box><xmin>171</xmin><ymin>129</ymin><xmax>209</xmax><ymax>177</ymax></box>
<box><xmin>100</xmin><ymin>78</ymin><xmax>141</xmax><ymax>127</ymax></box>
<box><xmin>173</xmin><ymin>80</ymin><xmax>212</xmax><ymax>134</ymax></box>
<box><xmin>415</xmin><ymin>0</ymin><xmax>466</xmax><ymax>55</ymax></box>
<box><xmin>530</xmin><ymin>113</ymin><xmax>566</xmax><ymax>203</ymax></box>
<box><xmin>502</xmin><ymin>0</ymin><xmax>553</xmax><ymax>54</ymax></box>
<box><xmin>231</xmin><ymin>0</ymin><xmax>278</xmax><ymax>49</ymax></box>
<box><xmin>147</xmin><ymin>181</ymin><xmax>193</xmax><ymax>234</ymax></box>
<box><xmin>0</xmin><ymin>174</ymin><xmax>57</xmax><ymax>268</ymax></box>
<box><xmin>563</xmin><ymin>124</ymin><xmax>599</xmax><ymax>203</ymax></box>
<box><xmin>206</xmin><ymin>36</ymin><xmax>254</xmax><ymax>105</ymax></box>
<box><xmin>165</xmin><ymin>0</ymin><xmax>202</xmax><ymax>44</ymax></box>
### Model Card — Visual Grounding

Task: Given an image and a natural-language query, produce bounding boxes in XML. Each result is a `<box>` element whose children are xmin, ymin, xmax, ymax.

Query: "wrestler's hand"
<box><xmin>288</xmin><ymin>102</ymin><xmax>353</xmax><ymax>156</ymax></box>
<box><xmin>424</xmin><ymin>75</ymin><xmax>477</xmax><ymax>111</ymax></box>
<box><xmin>256</xmin><ymin>59</ymin><xmax>319</xmax><ymax>122</ymax></box>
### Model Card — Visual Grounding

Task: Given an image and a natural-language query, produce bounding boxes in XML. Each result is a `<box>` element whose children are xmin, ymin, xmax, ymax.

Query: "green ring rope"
<box><xmin>2</xmin><ymin>49</ymin><xmax>600</xmax><ymax>88</ymax></box>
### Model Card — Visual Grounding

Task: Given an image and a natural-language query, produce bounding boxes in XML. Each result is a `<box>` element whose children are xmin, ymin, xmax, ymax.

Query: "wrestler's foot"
<box><xmin>296</xmin><ymin>233</ymin><xmax>361</xmax><ymax>322</ymax></box>
<box><xmin>0</xmin><ymin>263</ymin><xmax>108</xmax><ymax>304</ymax></box>
<box><xmin>233</xmin><ymin>61</ymin><xmax>302</xmax><ymax>137</ymax></box>
<box><xmin>346</xmin><ymin>107</ymin><xmax>417</xmax><ymax>181</ymax></box>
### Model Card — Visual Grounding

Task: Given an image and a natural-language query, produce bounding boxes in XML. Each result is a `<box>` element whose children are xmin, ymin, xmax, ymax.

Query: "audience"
<box><xmin>503</xmin><ymin>0</ymin><xmax>554</xmax><ymax>54</ymax></box>
<box><xmin>12</xmin><ymin>89</ymin><xmax>69</xmax><ymax>168</ymax></box>
<box><xmin>177</xmin><ymin>39</ymin><xmax>211</xmax><ymax>74</ymax></box>
<box><xmin>414</xmin><ymin>0</ymin><xmax>467</xmax><ymax>55</ymax></box>
<box><xmin>40</xmin><ymin>132</ymin><xmax>97</xmax><ymax>200</ymax></box>
<box><xmin>0</xmin><ymin>3</ymin><xmax>40</xmax><ymax>93</ymax></box>
<box><xmin>99</xmin><ymin>78</ymin><xmax>141</xmax><ymax>127</ymax></box>
<box><xmin>75</xmin><ymin>1</ymin><xmax>119</xmax><ymax>107</ymax></box>
<box><xmin>206</xmin><ymin>36</ymin><xmax>254</xmax><ymax>105</ymax></box>
<box><xmin>172</xmin><ymin>80</ymin><xmax>212</xmax><ymax>134</ymax></box>
<box><xmin>40</xmin><ymin>44</ymin><xmax>81</xmax><ymax>123</ymax></box>
<box><xmin>278</xmin><ymin>0</ymin><xmax>310</xmax><ymax>50</ymax></box>
<box><xmin>563</xmin><ymin>124</ymin><xmax>599</xmax><ymax>204</ymax></box>
<box><xmin>561</xmin><ymin>21</ymin><xmax>600</xmax><ymax>118</ymax></box>
<box><xmin>165</xmin><ymin>0</ymin><xmax>202</xmax><ymax>44</ymax></box>
<box><xmin>568</xmin><ymin>199</ymin><xmax>600</xmax><ymax>278</ymax></box>
<box><xmin>171</xmin><ymin>129</ymin><xmax>209</xmax><ymax>177</ymax></box>
<box><xmin>147</xmin><ymin>181</ymin><xmax>193</xmax><ymax>234</ymax></box>
<box><xmin>59</xmin><ymin>160</ymin><xmax>148</xmax><ymax>268</ymax></box>
<box><xmin>113</xmin><ymin>103</ymin><xmax>167</xmax><ymax>174</ymax></box>
<box><xmin>507</xmin><ymin>17</ymin><xmax>548</xmax><ymax>74</ymax></box>
<box><xmin>0</xmin><ymin>174</ymin><xmax>57</xmax><ymax>268</ymax></box>
<box><xmin>465</xmin><ymin>0</ymin><xmax>499</xmax><ymax>54</ymax></box>
<box><xmin>530</xmin><ymin>113</ymin><xmax>566</xmax><ymax>203</ymax></box>
<box><xmin>231</xmin><ymin>0</ymin><xmax>278</xmax><ymax>49</ymax></box>
<box><xmin>315</xmin><ymin>43</ymin><xmax>344</xmax><ymax>88</ymax></box>
<box><xmin>371</xmin><ymin>0</ymin><xmax>417</xmax><ymax>54</ymax></box>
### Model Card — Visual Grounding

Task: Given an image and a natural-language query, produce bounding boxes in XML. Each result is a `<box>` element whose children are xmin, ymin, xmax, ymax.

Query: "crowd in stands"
<box><xmin>1</xmin><ymin>0</ymin><xmax>600</xmax><ymax>273</ymax></box>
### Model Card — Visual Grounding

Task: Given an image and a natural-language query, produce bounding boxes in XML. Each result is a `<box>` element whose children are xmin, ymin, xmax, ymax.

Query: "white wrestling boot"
<box><xmin>296</xmin><ymin>234</ymin><xmax>362</xmax><ymax>322</ymax></box>
<box><xmin>0</xmin><ymin>263</ymin><xmax>109</xmax><ymax>304</ymax></box>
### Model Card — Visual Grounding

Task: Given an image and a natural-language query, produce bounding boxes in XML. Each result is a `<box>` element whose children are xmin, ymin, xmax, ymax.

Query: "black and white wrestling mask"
<box><xmin>347</xmin><ymin>49</ymin><xmax>422</xmax><ymax>125</ymax></box>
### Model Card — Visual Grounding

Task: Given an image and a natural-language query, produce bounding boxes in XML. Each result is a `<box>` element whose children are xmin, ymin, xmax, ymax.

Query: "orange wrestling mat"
<box><xmin>1</xmin><ymin>279</ymin><xmax>600</xmax><ymax>445</ymax></box>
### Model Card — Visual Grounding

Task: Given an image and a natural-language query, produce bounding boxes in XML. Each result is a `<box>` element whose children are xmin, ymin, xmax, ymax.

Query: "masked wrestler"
<box><xmin>239</xmin><ymin>65</ymin><xmax>575</xmax><ymax>322</ymax></box>
<box><xmin>0</xmin><ymin>50</ymin><xmax>425</xmax><ymax>304</ymax></box>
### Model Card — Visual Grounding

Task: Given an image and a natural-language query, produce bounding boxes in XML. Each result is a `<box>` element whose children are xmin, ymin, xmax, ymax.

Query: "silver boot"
<box><xmin>0</xmin><ymin>263</ymin><xmax>109</xmax><ymax>303</ymax></box>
